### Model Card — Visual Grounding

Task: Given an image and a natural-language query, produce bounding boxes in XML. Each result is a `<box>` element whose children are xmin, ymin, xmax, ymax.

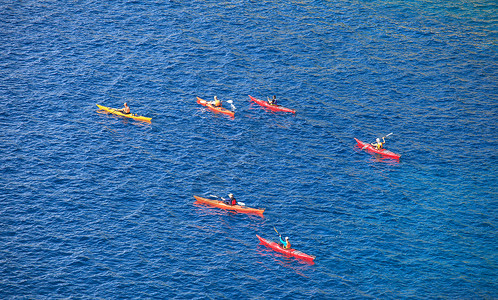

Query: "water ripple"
<box><xmin>1</xmin><ymin>0</ymin><xmax>497</xmax><ymax>299</ymax></box>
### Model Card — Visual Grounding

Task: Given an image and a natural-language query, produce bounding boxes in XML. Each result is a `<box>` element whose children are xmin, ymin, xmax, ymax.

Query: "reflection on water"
<box><xmin>256</xmin><ymin>244</ymin><xmax>315</xmax><ymax>278</ymax></box>
<box><xmin>354</xmin><ymin>145</ymin><xmax>401</xmax><ymax>165</ymax></box>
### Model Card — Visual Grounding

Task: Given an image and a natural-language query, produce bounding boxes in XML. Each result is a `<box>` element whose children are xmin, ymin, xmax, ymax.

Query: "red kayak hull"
<box><xmin>249</xmin><ymin>95</ymin><xmax>296</xmax><ymax>114</ymax></box>
<box><xmin>355</xmin><ymin>138</ymin><xmax>401</xmax><ymax>159</ymax></box>
<box><xmin>197</xmin><ymin>97</ymin><xmax>234</xmax><ymax>118</ymax></box>
<box><xmin>256</xmin><ymin>235</ymin><xmax>315</xmax><ymax>262</ymax></box>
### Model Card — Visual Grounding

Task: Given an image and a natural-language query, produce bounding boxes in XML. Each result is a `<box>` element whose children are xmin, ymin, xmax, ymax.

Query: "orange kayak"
<box><xmin>96</xmin><ymin>104</ymin><xmax>152</xmax><ymax>123</ymax></box>
<box><xmin>193</xmin><ymin>195</ymin><xmax>264</xmax><ymax>216</ymax></box>
<box><xmin>196</xmin><ymin>97</ymin><xmax>234</xmax><ymax>118</ymax></box>
<box><xmin>249</xmin><ymin>95</ymin><xmax>296</xmax><ymax>114</ymax></box>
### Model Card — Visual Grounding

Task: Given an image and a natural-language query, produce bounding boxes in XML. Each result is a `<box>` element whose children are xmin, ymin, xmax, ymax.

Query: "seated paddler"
<box><xmin>118</xmin><ymin>102</ymin><xmax>130</xmax><ymax>114</ymax></box>
<box><xmin>371</xmin><ymin>137</ymin><xmax>385</xmax><ymax>150</ymax></box>
<box><xmin>224</xmin><ymin>193</ymin><xmax>237</xmax><ymax>206</ymax></box>
<box><xmin>279</xmin><ymin>235</ymin><xmax>291</xmax><ymax>249</ymax></box>
<box><xmin>210</xmin><ymin>96</ymin><xmax>222</xmax><ymax>107</ymax></box>
<box><xmin>267</xmin><ymin>95</ymin><xmax>277</xmax><ymax>105</ymax></box>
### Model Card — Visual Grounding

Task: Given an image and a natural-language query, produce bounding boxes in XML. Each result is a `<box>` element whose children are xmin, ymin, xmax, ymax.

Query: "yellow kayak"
<box><xmin>96</xmin><ymin>104</ymin><xmax>152</xmax><ymax>123</ymax></box>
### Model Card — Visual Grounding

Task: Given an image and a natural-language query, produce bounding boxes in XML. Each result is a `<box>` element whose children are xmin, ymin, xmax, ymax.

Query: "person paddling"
<box><xmin>118</xmin><ymin>102</ymin><xmax>130</xmax><ymax>114</ymax></box>
<box><xmin>274</xmin><ymin>227</ymin><xmax>291</xmax><ymax>249</ymax></box>
<box><xmin>223</xmin><ymin>193</ymin><xmax>237</xmax><ymax>206</ymax></box>
<box><xmin>371</xmin><ymin>137</ymin><xmax>385</xmax><ymax>150</ymax></box>
<box><xmin>267</xmin><ymin>95</ymin><xmax>277</xmax><ymax>105</ymax></box>
<box><xmin>210</xmin><ymin>96</ymin><xmax>222</xmax><ymax>107</ymax></box>
<box><xmin>279</xmin><ymin>235</ymin><xmax>291</xmax><ymax>249</ymax></box>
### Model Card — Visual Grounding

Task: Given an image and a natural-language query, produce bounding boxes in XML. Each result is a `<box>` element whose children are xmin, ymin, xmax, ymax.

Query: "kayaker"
<box><xmin>372</xmin><ymin>137</ymin><xmax>385</xmax><ymax>150</ymax></box>
<box><xmin>279</xmin><ymin>235</ymin><xmax>291</xmax><ymax>249</ymax></box>
<box><xmin>210</xmin><ymin>96</ymin><xmax>222</xmax><ymax>107</ymax></box>
<box><xmin>224</xmin><ymin>193</ymin><xmax>237</xmax><ymax>206</ymax></box>
<box><xmin>267</xmin><ymin>95</ymin><xmax>277</xmax><ymax>105</ymax></box>
<box><xmin>118</xmin><ymin>102</ymin><xmax>130</xmax><ymax>114</ymax></box>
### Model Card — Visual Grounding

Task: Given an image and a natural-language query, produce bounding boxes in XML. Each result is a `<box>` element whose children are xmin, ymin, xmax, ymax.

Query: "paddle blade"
<box><xmin>225</xmin><ymin>100</ymin><xmax>235</xmax><ymax>110</ymax></box>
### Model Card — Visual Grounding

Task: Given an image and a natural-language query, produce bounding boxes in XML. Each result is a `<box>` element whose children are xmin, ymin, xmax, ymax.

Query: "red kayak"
<box><xmin>249</xmin><ymin>95</ymin><xmax>296</xmax><ymax>114</ymax></box>
<box><xmin>197</xmin><ymin>97</ymin><xmax>234</xmax><ymax>118</ymax></box>
<box><xmin>256</xmin><ymin>235</ymin><xmax>315</xmax><ymax>262</ymax></box>
<box><xmin>355</xmin><ymin>138</ymin><xmax>401</xmax><ymax>159</ymax></box>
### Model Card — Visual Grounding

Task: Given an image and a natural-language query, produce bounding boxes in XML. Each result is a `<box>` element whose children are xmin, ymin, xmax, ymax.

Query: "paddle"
<box><xmin>362</xmin><ymin>133</ymin><xmax>393</xmax><ymax>149</ymax></box>
<box><xmin>274</xmin><ymin>227</ymin><xmax>288</xmax><ymax>248</ymax></box>
<box><xmin>209</xmin><ymin>194</ymin><xmax>226</xmax><ymax>201</ymax></box>
<box><xmin>226</xmin><ymin>100</ymin><xmax>236</xmax><ymax>110</ymax></box>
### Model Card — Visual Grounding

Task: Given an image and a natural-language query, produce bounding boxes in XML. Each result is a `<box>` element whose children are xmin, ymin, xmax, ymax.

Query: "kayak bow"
<box><xmin>256</xmin><ymin>235</ymin><xmax>315</xmax><ymax>262</ymax></box>
<box><xmin>248</xmin><ymin>95</ymin><xmax>296</xmax><ymax>114</ymax></box>
<box><xmin>193</xmin><ymin>195</ymin><xmax>264</xmax><ymax>216</ymax></box>
<box><xmin>96</xmin><ymin>104</ymin><xmax>151</xmax><ymax>123</ymax></box>
<box><xmin>354</xmin><ymin>138</ymin><xmax>401</xmax><ymax>159</ymax></box>
<box><xmin>196</xmin><ymin>97</ymin><xmax>235</xmax><ymax>118</ymax></box>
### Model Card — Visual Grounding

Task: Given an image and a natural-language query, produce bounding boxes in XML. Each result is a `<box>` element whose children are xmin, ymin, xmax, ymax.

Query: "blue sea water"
<box><xmin>1</xmin><ymin>0</ymin><xmax>497</xmax><ymax>298</ymax></box>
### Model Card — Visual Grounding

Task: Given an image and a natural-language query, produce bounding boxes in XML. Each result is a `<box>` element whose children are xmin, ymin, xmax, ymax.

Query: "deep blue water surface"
<box><xmin>1</xmin><ymin>1</ymin><xmax>497</xmax><ymax>298</ymax></box>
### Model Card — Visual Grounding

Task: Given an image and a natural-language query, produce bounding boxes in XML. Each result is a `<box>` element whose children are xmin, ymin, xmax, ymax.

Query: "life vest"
<box><xmin>231</xmin><ymin>198</ymin><xmax>236</xmax><ymax>206</ymax></box>
<box><xmin>214</xmin><ymin>100</ymin><xmax>221</xmax><ymax>107</ymax></box>
<box><xmin>284</xmin><ymin>241</ymin><xmax>291</xmax><ymax>249</ymax></box>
